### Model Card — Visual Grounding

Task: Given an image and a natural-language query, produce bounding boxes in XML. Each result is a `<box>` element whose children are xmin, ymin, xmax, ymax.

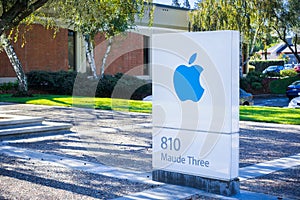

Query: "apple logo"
<box><xmin>173</xmin><ymin>53</ymin><xmax>204</xmax><ymax>102</ymax></box>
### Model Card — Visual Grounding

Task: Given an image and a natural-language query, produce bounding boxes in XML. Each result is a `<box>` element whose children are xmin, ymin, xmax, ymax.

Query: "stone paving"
<box><xmin>0</xmin><ymin>103</ymin><xmax>300</xmax><ymax>199</ymax></box>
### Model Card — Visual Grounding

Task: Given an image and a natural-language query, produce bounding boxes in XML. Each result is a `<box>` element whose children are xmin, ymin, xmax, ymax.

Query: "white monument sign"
<box><xmin>152</xmin><ymin>31</ymin><xmax>240</xmax><ymax>195</ymax></box>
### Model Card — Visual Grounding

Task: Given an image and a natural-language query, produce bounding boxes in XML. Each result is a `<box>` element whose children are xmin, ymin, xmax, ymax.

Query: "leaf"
<box><xmin>189</xmin><ymin>53</ymin><xmax>197</xmax><ymax>64</ymax></box>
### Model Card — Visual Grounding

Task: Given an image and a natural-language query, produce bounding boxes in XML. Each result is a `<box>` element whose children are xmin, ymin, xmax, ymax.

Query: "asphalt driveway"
<box><xmin>0</xmin><ymin>103</ymin><xmax>299</xmax><ymax>199</ymax></box>
<box><xmin>254</xmin><ymin>95</ymin><xmax>290</xmax><ymax>107</ymax></box>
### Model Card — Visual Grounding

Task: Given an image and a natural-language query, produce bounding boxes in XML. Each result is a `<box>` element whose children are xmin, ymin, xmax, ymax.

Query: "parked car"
<box><xmin>143</xmin><ymin>95</ymin><xmax>152</xmax><ymax>101</ymax></box>
<box><xmin>288</xmin><ymin>96</ymin><xmax>300</xmax><ymax>108</ymax></box>
<box><xmin>284</xmin><ymin>64</ymin><xmax>294</xmax><ymax>70</ymax></box>
<box><xmin>240</xmin><ymin>89</ymin><xmax>253</xmax><ymax>106</ymax></box>
<box><xmin>262</xmin><ymin>65</ymin><xmax>284</xmax><ymax>74</ymax></box>
<box><xmin>294</xmin><ymin>64</ymin><xmax>300</xmax><ymax>73</ymax></box>
<box><xmin>286</xmin><ymin>80</ymin><xmax>300</xmax><ymax>100</ymax></box>
<box><xmin>144</xmin><ymin>89</ymin><xmax>253</xmax><ymax>106</ymax></box>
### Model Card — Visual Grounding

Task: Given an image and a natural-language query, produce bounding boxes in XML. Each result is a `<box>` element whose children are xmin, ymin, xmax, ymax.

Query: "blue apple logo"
<box><xmin>173</xmin><ymin>53</ymin><xmax>204</xmax><ymax>102</ymax></box>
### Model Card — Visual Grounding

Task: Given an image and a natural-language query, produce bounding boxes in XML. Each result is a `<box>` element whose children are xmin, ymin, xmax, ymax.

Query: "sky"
<box><xmin>154</xmin><ymin>0</ymin><xmax>197</xmax><ymax>8</ymax></box>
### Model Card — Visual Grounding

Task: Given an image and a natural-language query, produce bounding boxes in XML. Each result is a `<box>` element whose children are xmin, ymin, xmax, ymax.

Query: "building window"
<box><xmin>68</xmin><ymin>30</ymin><xmax>76</xmax><ymax>71</ymax></box>
<box><xmin>143</xmin><ymin>36</ymin><xmax>150</xmax><ymax>75</ymax></box>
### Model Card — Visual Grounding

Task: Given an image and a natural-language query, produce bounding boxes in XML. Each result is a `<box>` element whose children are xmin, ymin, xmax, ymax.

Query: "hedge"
<box><xmin>249</xmin><ymin>60</ymin><xmax>285</xmax><ymax>72</ymax></box>
<box><xmin>26</xmin><ymin>71</ymin><xmax>152</xmax><ymax>100</ymax></box>
<box><xmin>269</xmin><ymin>75</ymin><xmax>300</xmax><ymax>94</ymax></box>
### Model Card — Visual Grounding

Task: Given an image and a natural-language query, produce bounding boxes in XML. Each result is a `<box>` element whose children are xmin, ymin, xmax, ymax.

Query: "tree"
<box><xmin>183</xmin><ymin>0</ymin><xmax>191</xmax><ymax>9</ymax></box>
<box><xmin>172</xmin><ymin>0</ymin><xmax>180</xmax><ymax>7</ymax></box>
<box><xmin>1</xmin><ymin>0</ymin><xmax>152</xmax><ymax>95</ymax></box>
<box><xmin>190</xmin><ymin>0</ymin><xmax>268</xmax><ymax>75</ymax></box>
<box><xmin>190</xmin><ymin>0</ymin><xmax>300</xmax><ymax>66</ymax></box>
<box><xmin>193</xmin><ymin>0</ymin><xmax>202</xmax><ymax>9</ymax></box>
<box><xmin>45</xmin><ymin>0</ymin><xmax>151</xmax><ymax>79</ymax></box>
<box><xmin>0</xmin><ymin>0</ymin><xmax>50</xmax><ymax>95</ymax></box>
<box><xmin>270</xmin><ymin>0</ymin><xmax>300</xmax><ymax>62</ymax></box>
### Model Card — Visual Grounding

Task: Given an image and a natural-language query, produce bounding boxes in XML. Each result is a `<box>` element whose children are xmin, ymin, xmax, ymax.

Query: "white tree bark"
<box><xmin>0</xmin><ymin>33</ymin><xmax>28</xmax><ymax>94</ymax></box>
<box><xmin>84</xmin><ymin>34</ymin><xmax>98</xmax><ymax>79</ymax></box>
<box><xmin>100</xmin><ymin>37</ymin><xmax>112</xmax><ymax>78</ymax></box>
<box><xmin>240</xmin><ymin>34</ymin><xmax>243</xmax><ymax>77</ymax></box>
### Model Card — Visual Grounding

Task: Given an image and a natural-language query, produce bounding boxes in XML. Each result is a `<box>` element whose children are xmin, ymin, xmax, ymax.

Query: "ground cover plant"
<box><xmin>1</xmin><ymin>94</ymin><xmax>300</xmax><ymax>125</ymax></box>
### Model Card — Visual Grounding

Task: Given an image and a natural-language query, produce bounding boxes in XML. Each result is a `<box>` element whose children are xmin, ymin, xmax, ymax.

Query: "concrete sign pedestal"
<box><xmin>152</xmin><ymin>31</ymin><xmax>240</xmax><ymax>196</ymax></box>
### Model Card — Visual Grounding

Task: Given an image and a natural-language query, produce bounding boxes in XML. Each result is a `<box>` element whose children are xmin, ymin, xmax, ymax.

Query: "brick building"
<box><xmin>0</xmin><ymin>4</ymin><xmax>190</xmax><ymax>83</ymax></box>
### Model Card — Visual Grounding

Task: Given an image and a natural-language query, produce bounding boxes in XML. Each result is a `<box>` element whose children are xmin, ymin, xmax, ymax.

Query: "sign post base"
<box><xmin>153</xmin><ymin>170</ymin><xmax>240</xmax><ymax>196</ymax></box>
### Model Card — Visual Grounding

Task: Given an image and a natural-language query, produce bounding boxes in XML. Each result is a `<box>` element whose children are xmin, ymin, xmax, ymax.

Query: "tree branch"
<box><xmin>273</xmin><ymin>26</ymin><xmax>300</xmax><ymax>63</ymax></box>
<box><xmin>1</xmin><ymin>0</ymin><xmax>8</xmax><ymax>15</ymax></box>
<box><xmin>0</xmin><ymin>0</ymin><xmax>49</xmax><ymax>36</ymax></box>
<box><xmin>294</xmin><ymin>33</ymin><xmax>298</xmax><ymax>54</ymax></box>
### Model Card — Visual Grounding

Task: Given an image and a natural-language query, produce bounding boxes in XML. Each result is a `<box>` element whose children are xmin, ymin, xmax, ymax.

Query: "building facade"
<box><xmin>0</xmin><ymin>4</ymin><xmax>190</xmax><ymax>82</ymax></box>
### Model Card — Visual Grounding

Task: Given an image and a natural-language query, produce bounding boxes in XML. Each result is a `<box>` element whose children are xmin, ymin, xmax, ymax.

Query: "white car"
<box><xmin>142</xmin><ymin>95</ymin><xmax>152</xmax><ymax>101</ymax></box>
<box><xmin>288</xmin><ymin>96</ymin><xmax>300</xmax><ymax>108</ymax></box>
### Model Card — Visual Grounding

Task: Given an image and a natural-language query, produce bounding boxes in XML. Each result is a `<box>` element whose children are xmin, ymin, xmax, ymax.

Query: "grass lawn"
<box><xmin>0</xmin><ymin>94</ymin><xmax>152</xmax><ymax>113</ymax></box>
<box><xmin>239</xmin><ymin>106</ymin><xmax>300</xmax><ymax>125</ymax></box>
<box><xmin>1</xmin><ymin>94</ymin><xmax>300</xmax><ymax>125</ymax></box>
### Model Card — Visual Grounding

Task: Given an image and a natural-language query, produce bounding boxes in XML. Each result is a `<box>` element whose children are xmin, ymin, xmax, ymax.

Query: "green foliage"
<box><xmin>172</xmin><ymin>0</ymin><xmax>180</xmax><ymax>7</ymax></box>
<box><xmin>240</xmin><ymin>77</ymin><xmax>249</xmax><ymax>91</ymax></box>
<box><xmin>240</xmin><ymin>71</ymin><xmax>263</xmax><ymax>91</ymax></box>
<box><xmin>277</xmin><ymin>53</ymin><xmax>289</xmax><ymax>63</ymax></box>
<box><xmin>190</xmin><ymin>0</ymin><xmax>300</xmax><ymax>63</ymax></box>
<box><xmin>246</xmin><ymin>71</ymin><xmax>264</xmax><ymax>83</ymax></box>
<box><xmin>0</xmin><ymin>81</ymin><xmax>18</xmax><ymax>91</ymax></box>
<box><xmin>241</xmin><ymin>70</ymin><xmax>299</xmax><ymax>95</ymax></box>
<box><xmin>280</xmin><ymin>69</ymin><xmax>298</xmax><ymax>77</ymax></box>
<box><xmin>26</xmin><ymin>70</ymin><xmax>77</xmax><ymax>94</ymax></box>
<box><xmin>45</xmin><ymin>0</ymin><xmax>151</xmax><ymax>38</ymax></box>
<box><xmin>271</xmin><ymin>0</ymin><xmax>300</xmax><ymax>62</ymax></box>
<box><xmin>251</xmin><ymin>82</ymin><xmax>263</xmax><ymax>90</ymax></box>
<box><xmin>240</xmin><ymin>71</ymin><xmax>273</xmax><ymax>94</ymax></box>
<box><xmin>0</xmin><ymin>0</ymin><xmax>51</xmax><ymax>37</ymax></box>
<box><xmin>183</xmin><ymin>0</ymin><xmax>190</xmax><ymax>9</ymax></box>
<box><xmin>269</xmin><ymin>75</ymin><xmax>300</xmax><ymax>94</ymax></box>
<box><xmin>249</xmin><ymin>60</ymin><xmax>285</xmax><ymax>72</ymax></box>
<box><xmin>250</xmin><ymin>53</ymin><xmax>262</xmax><ymax>61</ymax></box>
<box><xmin>248</xmin><ymin>64</ymin><xmax>255</xmax><ymax>72</ymax></box>
<box><xmin>26</xmin><ymin>71</ymin><xmax>151</xmax><ymax>100</ymax></box>
<box><xmin>190</xmin><ymin>0</ymin><xmax>274</xmax><ymax>58</ymax></box>
<box><xmin>109</xmin><ymin>74</ymin><xmax>151</xmax><ymax>100</ymax></box>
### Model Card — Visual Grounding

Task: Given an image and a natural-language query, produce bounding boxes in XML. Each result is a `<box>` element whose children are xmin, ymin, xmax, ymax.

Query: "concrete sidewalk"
<box><xmin>0</xmin><ymin>103</ymin><xmax>299</xmax><ymax>199</ymax></box>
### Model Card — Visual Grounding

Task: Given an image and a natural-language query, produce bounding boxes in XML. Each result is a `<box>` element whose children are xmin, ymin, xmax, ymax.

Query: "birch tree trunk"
<box><xmin>84</xmin><ymin>34</ymin><xmax>98</xmax><ymax>79</ymax></box>
<box><xmin>239</xmin><ymin>34</ymin><xmax>243</xmax><ymax>77</ymax></box>
<box><xmin>0</xmin><ymin>33</ymin><xmax>28</xmax><ymax>95</ymax></box>
<box><xmin>100</xmin><ymin>37</ymin><xmax>112</xmax><ymax>78</ymax></box>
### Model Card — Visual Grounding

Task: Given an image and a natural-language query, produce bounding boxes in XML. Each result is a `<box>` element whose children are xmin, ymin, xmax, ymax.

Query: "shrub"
<box><xmin>109</xmin><ymin>74</ymin><xmax>151</xmax><ymax>100</ymax></box>
<box><xmin>246</xmin><ymin>71</ymin><xmax>264</xmax><ymax>83</ymax></box>
<box><xmin>0</xmin><ymin>81</ymin><xmax>18</xmax><ymax>91</ymax></box>
<box><xmin>269</xmin><ymin>75</ymin><xmax>300</xmax><ymax>94</ymax></box>
<box><xmin>54</xmin><ymin>71</ymin><xmax>77</xmax><ymax>95</ymax></box>
<box><xmin>280</xmin><ymin>69</ymin><xmax>298</xmax><ymax>77</ymax></box>
<box><xmin>26</xmin><ymin>70</ymin><xmax>77</xmax><ymax>94</ymax></box>
<box><xmin>132</xmin><ymin>83</ymin><xmax>152</xmax><ymax>100</ymax></box>
<box><xmin>240</xmin><ymin>71</ymin><xmax>272</xmax><ymax>94</ymax></box>
<box><xmin>26</xmin><ymin>70</ymin><xmax>151</xmax><ymax>100</ymax></box>
<box><xmin>251</xmin><ymin>82</ymin><xmax>263</xmax><ymax>90</ymax></box>
<box><xmin>96</xmin><ymin>74</ymin><xmax>119</xmax><ymax>98</ymax></box>
<box><xmin>26</xmin><ymin>70</ymin><xmax>55</xmax><ymax>91</ymax></box>
<box><xmin>240</xmin><ymin>77</ymin><xmax>249</xmax><ymax>91</ymax></box>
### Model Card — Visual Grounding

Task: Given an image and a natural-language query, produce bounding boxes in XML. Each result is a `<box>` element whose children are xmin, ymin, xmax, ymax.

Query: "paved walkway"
<box><xmin>0</xmin><ymin>103</ymin><xmax>300</xmax><ymax>199</ymax></box>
